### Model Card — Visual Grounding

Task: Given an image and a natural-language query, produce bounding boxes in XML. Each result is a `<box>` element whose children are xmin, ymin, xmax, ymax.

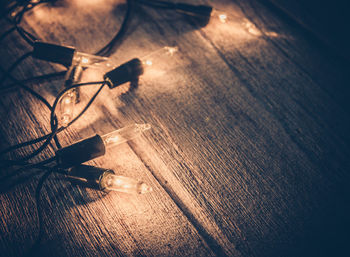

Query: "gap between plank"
<box><xmin>128</xmin><ymin>143</ymin><xmax>231</xmax><ymax>257</ymax></box>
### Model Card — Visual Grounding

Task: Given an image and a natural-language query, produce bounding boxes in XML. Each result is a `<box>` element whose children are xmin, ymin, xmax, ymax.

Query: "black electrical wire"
<box><xmin>0</xmin><ymin>68</ymin><xmax>63</xmax><ymax>169</ymax></box>
<box><xmin>95</xmin><ymin>0</ymin><xmax>134</xmax><ymax>56</ymax></box>
<box><xmin>0</xmin><ymin>70</ymin><xmax>67</xmax><ymax>93</ymax></box>
<box><xmin>0</xmin><ymin>52</ymin><xmax>32</xmax><ymax>87</ymax></box>
<box><xmin>2</xmin><ymin>3</ymin><xmax>39</xmax><ymax>45</ymax></box>
<box><xmin>49</xmin><ymin>82</ymin><xmax>107</xmax><ymax>138</ymax></box>
<box><xmin>12</xmin><ymin>4</ymin><xmax>38</xmax><ymax>42</ymax></box>
<box><xmin>0</xmin><ymin>65</ymin><xmax>57</xmax><ymax>119</ymax></box>
<box><xmin>0</xmin><ymin>168</ymin><xmax>47</xmax><ymax>194</ymax></box>
<box><xmin>24</xmin><ymin>169</ymin><xmax>54</xmax><ymax>257</ymax></box>
<box><xmin>0</xmin><ymin>156</ymin><xmax>57</xmax><ymax>182</ymax></box>
<box><xmin>14</xmin><ymin>24</ymin><xmax>37</xmax><ymax>45</ymax></box>
<box><xmin>2</xmin><ymin>0</ymin><xmax>132</xmax><ymax>56</ymax></box>
<box><xmin>0</xmin><ymin>27</ymin><xmax>16</xmax><ymax>43</ymax></box>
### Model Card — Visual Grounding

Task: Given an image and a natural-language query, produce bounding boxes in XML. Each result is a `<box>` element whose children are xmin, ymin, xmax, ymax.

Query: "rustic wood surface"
<box><xmin>0</xmin><ymin>0</ymin><xmax>349</xmax><ymax>256</ymax></box>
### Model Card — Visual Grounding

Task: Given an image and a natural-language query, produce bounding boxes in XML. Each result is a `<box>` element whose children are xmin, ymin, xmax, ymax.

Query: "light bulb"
<box><xmin>59</xmin><ymin>64</ymin><xmax>84</xmax><ymax>126</ymax></box>
<box><xmin>72</xmin><ymin>51</ymin><xmax>114</xmax><ymax>69</ymax></box>
<box><xmin>139</xmin><ymin>46</ymin><xmax>179</xmax><ymax>71</ymax></box>
<box><xmin>67</xmin><ymin>165</ymin><xmax>152</xmax><ymax>194</ymax></box>
<box><xmin>100</xmin><ymin>173</ymin><xmax>153</xmax><ymax>194</ymax></box>
<box><xmin>56</xmin><ymin>123</ymin><xmax>151</xmax><ymax>168</ymax></box>
<box><xmin>59</xmin><ymin>90</ymin><xmax>76</xmax><ymax>126</ymax></box>
<box><xmin>101</xmin><ymin>123</ymin><xmax>152</xmax><ymax>148</ymax></box>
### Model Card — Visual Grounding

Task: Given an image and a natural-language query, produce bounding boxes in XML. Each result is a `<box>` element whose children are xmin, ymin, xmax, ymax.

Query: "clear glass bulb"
<box><xmin>101</xmin><ymin>123</ymin><xmax>151</xmax><ymax>148</ymax></box>
<box><xmin>139</xmin><ymin>46</ymin><xmax>179</xmax><ymax>72</ymax></box>
<box><xmin>72</xmin><ymin>51</ymin><xmax>114</xmax><ymax>69</ymax></box>
<box><xmin>101</xmin><ymin>173</ymin><xmax>152</xmax><ymax>194</ymax></box>
<box><xmin>59</xmin><ymin>65</ymin><xmax>83</xmax><ymax>126</ymax></box>
<box><xmin>59</xmin><ymin>89</ymin><xmax>77</xmax><ymax>126</ymax></box>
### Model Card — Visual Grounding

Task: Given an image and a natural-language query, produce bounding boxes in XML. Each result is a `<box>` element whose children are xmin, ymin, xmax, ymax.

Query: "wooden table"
<box><xmin>1</xmin><ymin>0</ymin><xmax>349</xmax><ymax>256</ymax></box>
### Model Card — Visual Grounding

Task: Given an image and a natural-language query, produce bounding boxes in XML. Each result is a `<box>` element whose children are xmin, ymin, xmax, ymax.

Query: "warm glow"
<box><xmin>145</xmin><ymin>60</ymin><xmax>153</xmax><ymax>66</ymax></box>
<box><xmin>241</xmin><ymin>19</ymin><xmax>262</xmax><ymax>36</ymax></box>
<box><xmin>139</xmin><ymin>46</ymin><xmax>180</xmax><ymax>79</ymax></box>
<box><xmin>64</xmin><ymin>97</ymin><xmax>71</xmax><ymax>104</ymax></box>
<box><xmin>211</xmin><ymin>9</ymin><xmax>228</xmax><ymax>24</ymax></box>
<box><xmin>104</xmin><ymin>135</ymin><xmax>120</xmax><ymax>145</ymax></box>
<box><xmin>219</xmin><ymin>13</ymin><xmax>227</xmax><ymax>23</ymax></box>
<box><xmin>166</xmin><ymin>46</ymin><xmax>178</xmax><ymax>56</ymax></box>
<box><xmin>59</xmin><ymin>90</ymin><xmax>77</xmax><ymax>126</ymax></box>
<box><xmin>81</xmin><ymin>57</ymin><xmax>89</xmax><ymax>64</ymax></box>
<box><xmin>73</xmin><ymin>52</ymin><xmax>111</xmax><ymax>68</ymax></box>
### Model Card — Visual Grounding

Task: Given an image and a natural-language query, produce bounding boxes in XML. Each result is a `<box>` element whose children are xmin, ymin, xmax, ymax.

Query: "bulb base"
<box><xmin>32</xmin><ymin>41</ymin><xmax>76</xmax><ymax>67</ymax></box>
<box><xmin>104</xmin><ymin>58</ymin><xmax>144</xmax><ymax>89</ymax></box>
<box><xmin>56</xmin><ymin>135</ymin><xmax>106</xmax><ymax>169</ymax></box>
<box><xmin>67</xmin><ymin>165</ymin><xmax>114</xmax><ymax>192</ymax></box>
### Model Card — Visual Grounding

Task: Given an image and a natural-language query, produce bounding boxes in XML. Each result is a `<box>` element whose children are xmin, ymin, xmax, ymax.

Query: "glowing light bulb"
<box><xmin>218</xmin><ymin>13</ymin><xmax>228</xmax><ymax>23</ymax></box>
<box><xmin>59</xmin><ymin>65</ymin><xmax>83</xmax><ymax>126</ymax></box>
<box><xmin>72</xmin><ymin>51</ymin><xmax>114</xmax><ymax>69</ymax></box>
<box><xmin>100</xmin><ymin>173</ymin><xmax>152</xmax><ymax>194</ymax></box>
<box><xmin>140</xmin><ymin>46</ymin><xmax>179</xmax><ymax>69</ymax></box>
<box><xmin>101</xmin><ymin>123</ymin><xmax>152</xmax><ymax>148</ymax></box>
<box><xmin>56</xmin><ymin>123</ymin><xmax>151</xmax><ymax>168</ymax></box>
<box><xmin>59</xmin><ymin>89</ymin><xmax>77</xmax><ymax>126</ymax></box>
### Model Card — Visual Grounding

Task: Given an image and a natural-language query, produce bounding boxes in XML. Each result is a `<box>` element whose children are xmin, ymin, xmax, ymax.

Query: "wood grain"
<box><xmin>1</xmin><ymin>0</ymin><xmax>349</xmax><ymax>256</ymax></box>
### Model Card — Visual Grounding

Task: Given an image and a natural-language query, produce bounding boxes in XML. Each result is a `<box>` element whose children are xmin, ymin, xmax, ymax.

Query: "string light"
<box><xmin>2</xmin><ymin>0</ymin><xmax>232</xmax><ymax>193</ymax></box>
<box><xmin>55</xmin><ymin>123</ymin><xmax>151</xmax><ymax>168</ymax></box>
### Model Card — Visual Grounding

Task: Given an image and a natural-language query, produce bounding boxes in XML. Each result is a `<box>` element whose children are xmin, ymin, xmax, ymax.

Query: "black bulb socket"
<box><xmin>104</xmin><ymin>58</ymin><xmax>144</xmax><ymax>89</ymax></box>
<box><xmin>66</xmin><ymin>165</ymin><xmax>114</xmax><ymax>192</ymax></box>
<box><xmin>56</xmin><ymin>135</ymin><xmax>105</xmax><ymax>169</ymax></box>
<box><xmin>32</xmin><ymin>41</ymin><xmax>76</xmax><ymax>67</ymax></box>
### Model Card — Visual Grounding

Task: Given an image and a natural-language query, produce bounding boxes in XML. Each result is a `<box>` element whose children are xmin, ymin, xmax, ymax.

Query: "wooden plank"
<box><xmin>83</xmin><ymin>0</ymin><xmax>349</xmax><ymax>256</ymax></box>
<box><xmin>1</xmin><ymin>0</ymin><xmax>349</xmax><ymax>256</ymax></box>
